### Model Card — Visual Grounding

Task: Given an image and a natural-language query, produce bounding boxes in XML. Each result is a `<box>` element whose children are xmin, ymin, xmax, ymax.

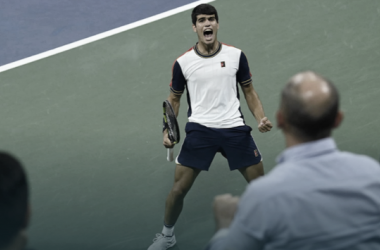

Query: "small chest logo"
<box><xmin>221</xmin><ymin>61</ymin><xmax>225</xmax><ymax>67</ymax></box>
<box><xmin>254</xmin><ymin>149</ymin><xmax>259</xmax><ymax>157</ymax></box>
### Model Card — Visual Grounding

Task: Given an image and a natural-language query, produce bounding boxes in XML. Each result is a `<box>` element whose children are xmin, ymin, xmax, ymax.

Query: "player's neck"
<box><xmin>196</xmin><ymin>40</ymin><xmax>219</xmax><ymax>55</ymax></box>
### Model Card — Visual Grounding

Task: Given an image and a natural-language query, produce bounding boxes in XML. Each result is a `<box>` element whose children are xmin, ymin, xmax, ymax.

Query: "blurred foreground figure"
<box><xmin>207</xmin><ymin>71</ymin><xmax>380</xmax><ymax>250</ymax></box>
<box><xmin>0</xmin><ymin>152</ymin><xmax>30</xmax><ymax>250</ymax></box>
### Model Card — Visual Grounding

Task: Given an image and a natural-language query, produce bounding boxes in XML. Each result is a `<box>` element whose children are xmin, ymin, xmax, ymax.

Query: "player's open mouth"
<box><xmin>204</xmin><ymin>29</ymin><xmax>213</xmax><ymax>40</ymax></box>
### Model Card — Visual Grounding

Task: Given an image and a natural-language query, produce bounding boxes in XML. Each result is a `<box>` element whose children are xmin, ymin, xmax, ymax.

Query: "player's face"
<box><xmin>192</xmin><ymin>14</ymin><xmax>219</xmax><ymax>45</ymax></box>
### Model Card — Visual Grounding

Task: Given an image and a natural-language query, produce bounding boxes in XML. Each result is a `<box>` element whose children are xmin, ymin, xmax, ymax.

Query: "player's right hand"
<box><xmin>258</xmin><ymin>117</ymin><xmax>273</xmax><ymax>133</ymax></box>
<box><xmin>163</xmin><ymin>129</ymin><xmax>174</xmax><ymax>148</ymax></box>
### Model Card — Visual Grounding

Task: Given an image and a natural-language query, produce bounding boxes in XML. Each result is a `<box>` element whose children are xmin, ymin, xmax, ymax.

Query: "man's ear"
<box><xmin>192</xmin><ymin>24</ymin><xmax>196</xmax><ymax>33</ymax></box>
<box><xmin>276</xmin><ymin>110</ymin><xmax>285</xmax><ymax>129</ymax></box>
<box><xmin>333</xmin><ymin>110</ymin><xmax>344</xmax><ymax>128</ymax></box>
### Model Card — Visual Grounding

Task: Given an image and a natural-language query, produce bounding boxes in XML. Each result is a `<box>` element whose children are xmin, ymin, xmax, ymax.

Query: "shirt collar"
<box><xmin>194</xmin><ymin>42</ymin><xmax>222</xmax><ymax>58</ymax></box>
<box><xmin>276</xmin><ymin>137</ymin><xmax>337</xmax><ymax>164</ymax></box>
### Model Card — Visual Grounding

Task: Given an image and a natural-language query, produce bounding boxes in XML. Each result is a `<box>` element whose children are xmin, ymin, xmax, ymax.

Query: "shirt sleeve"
<box><xmin>205</xmin><ymin>184</ymin><xmax>272</xmax><ymax>250</ymax></box>
<box><xmin>236</xmin><ymin>52</ymin><xmax>253</xmax><ymax>87</ymax></box>
<box><xmin>170</xmin><ymin>60</ymin><xmax>186</xmax><ymax>95</ymax></box>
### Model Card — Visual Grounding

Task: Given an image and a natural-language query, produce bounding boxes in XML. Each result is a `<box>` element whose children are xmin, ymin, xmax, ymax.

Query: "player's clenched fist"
<box><xmin>258</xmin><ymin>117</ymin><xmax>273</xmax><ymax>133</ymax></box>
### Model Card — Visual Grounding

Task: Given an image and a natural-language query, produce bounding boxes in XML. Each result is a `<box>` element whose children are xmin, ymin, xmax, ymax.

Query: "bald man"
<box><xmin>206</xmin><ymin>72</ymin><xmax>380</xmax><ymax>250</ymax></box>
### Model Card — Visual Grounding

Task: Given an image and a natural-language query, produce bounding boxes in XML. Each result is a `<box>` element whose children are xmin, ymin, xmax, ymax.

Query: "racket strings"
<box><xmin>168</xmin><ymin>115</ymin><xmax>178</xmax><ymax>142</ymax></box>
<box><xmin>166</xmin><ymin>110</ymin><xmax>178</xmax><ymax>142</ymax></box>
<box><xmin>164</xmin><ymin>101</ymin><xmax>180</xmax><ymax>143</ymax></box>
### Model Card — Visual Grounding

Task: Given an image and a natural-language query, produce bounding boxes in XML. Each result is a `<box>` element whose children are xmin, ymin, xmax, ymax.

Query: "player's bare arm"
<box><xmin>167</xmin><ymin>91</ymin><xmax>181</xmax><ymax>117</ymax></box>
<box><xmin>242</xmin><ymin>83</ymin><xmax>272</xmax><ymax>133</ymax></box>
<box><xmin>163</xmin><ymin>92</ymin><xmax>182</xmax><ymax>148</ymax></box>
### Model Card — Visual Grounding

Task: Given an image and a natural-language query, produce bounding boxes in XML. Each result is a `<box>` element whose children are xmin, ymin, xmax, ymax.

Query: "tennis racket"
<box><xmin>163</xmin><ymin>100</ymin><xmax>180</xmax><ymax>162</ymax></box>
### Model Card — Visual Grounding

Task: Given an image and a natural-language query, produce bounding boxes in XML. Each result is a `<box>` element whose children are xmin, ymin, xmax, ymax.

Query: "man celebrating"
<box><xmin>148</xmin><ymin>3</ymin><xmax>272</xmax><ymax>250</ymax></box>
<box><xmin>207</xmin><ymin>71</ymin><xmax>380</xmax><ymax>250</ymax></box>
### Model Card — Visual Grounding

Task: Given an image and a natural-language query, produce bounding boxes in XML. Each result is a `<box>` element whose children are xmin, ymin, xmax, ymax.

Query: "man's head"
<box><xmin>0</xmin><ymin>152</ymin><xmax>29</xmax><ymax>249</ymax></box>
<box><xmin>277</xmin><ymin>71</ymin><xmax>343</xmax><ymax>142</ymax></box>
<box><xmin>192</xmin><ymin>4</ymin><xmax>219</xmax><ymax>46</ymax></box>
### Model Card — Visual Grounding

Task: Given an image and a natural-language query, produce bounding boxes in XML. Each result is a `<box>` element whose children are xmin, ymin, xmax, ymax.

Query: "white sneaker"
<box><xmin>147</xmin><ymin>233</ymin><xmax>176</xmax><ymax>250</ymax></box>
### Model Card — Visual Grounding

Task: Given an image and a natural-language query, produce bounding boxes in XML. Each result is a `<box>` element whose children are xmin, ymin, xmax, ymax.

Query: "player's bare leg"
<box><xmin>238</xmin><ymin>161</ymin><xmax>264</xmax><ymax>183</ymax></box>
<box><xmin>147</xmin><ymin>164</ymin><xmax>201</xmax><ymax>250</ymax></box>
<box><xmin>165</xmin><ymin>164</ymin><xmax>201</xmax><ymax>225</ymax></box>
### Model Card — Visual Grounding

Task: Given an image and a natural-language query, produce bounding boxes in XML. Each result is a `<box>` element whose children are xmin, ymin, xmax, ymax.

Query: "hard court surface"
<box><xmin>0</xmin><ymin>0</ymin><xmax>379</xmax><ymax>249</ymax></box>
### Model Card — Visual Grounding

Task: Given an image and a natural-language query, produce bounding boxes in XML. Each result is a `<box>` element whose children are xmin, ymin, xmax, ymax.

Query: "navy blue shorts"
<box><xmin>176</xmin><ymin>122</ymin><xmax>262</xmax><ymax>171</ymax></box>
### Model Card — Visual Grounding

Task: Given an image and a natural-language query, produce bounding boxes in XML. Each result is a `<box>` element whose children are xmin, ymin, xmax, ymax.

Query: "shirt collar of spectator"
<box><xmin>276</xmin><ymin>137</ymin><xmax>337</xmax><ymax>164</ymax></box>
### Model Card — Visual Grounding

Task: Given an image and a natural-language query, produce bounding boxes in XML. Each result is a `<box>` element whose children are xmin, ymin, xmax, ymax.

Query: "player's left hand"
<box><xmin>213</xmin><ymin>194</ymin><xmax>240</xmax><ymax>231</ymax></box>
<box><xmin>258</xmin><ymin>117</ymin><xmax>272</xmax><ymax>133</ymax></box>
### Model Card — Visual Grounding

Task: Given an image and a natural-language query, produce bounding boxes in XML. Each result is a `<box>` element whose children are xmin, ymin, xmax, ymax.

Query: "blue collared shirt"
<box><xmin>206</xmin><ymin>138</ymin><xmax>380</xmax><ymax>250</ymax></box>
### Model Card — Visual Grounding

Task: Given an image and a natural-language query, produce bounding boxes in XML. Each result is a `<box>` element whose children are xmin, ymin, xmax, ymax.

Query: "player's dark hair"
<box><xmin>0</xmin><ymin>152</ymin><xmax>29</xmax><ymax>248</ymax></box>
<box><xmin>192</xmin><ymin>4</ymin><xmax>219</xmax><ymax>25</ymax></box>
<box><xmin>281</xmin><ymin>74</ymin><xmax>339</xmax><ymax>141</ymax></box>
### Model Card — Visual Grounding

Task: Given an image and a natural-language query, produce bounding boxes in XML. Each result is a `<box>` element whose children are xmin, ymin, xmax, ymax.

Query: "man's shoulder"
<box><xmin>339</xmin><ymin>151</ymin><xmax>380</xmax><ymax>171</ymax></box>
<box><xmin>221</xmin><ymin>42</ymin><xmax>239</xmax><ymax>49</ymax></box>
<box><xmin>340</xmin><ymin>150</ymin><xmax>378</xmax><ymax>162</ymax></box>
<box><xmin>221</xmin><ymin>43</ymin><xmax>242</xmax><ymax>53</ymax></box>
<box><xmin>241</xmin><ymin>151</ymin><xmax>380</xmax><ymax>209</ymax></box>
<box><xmin>176</xmin><ymin>46</ymin><xmax>195</xmax><ymax>62</ymax></box>
<box><xmin>246</xmin><ymin>151</ymin><xmax>380</xmax><ymax>194</ymax></box>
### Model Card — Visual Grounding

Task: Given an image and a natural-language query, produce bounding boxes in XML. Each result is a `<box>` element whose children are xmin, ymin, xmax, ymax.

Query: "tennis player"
<box><xmin>148</xmin><ymin>4</ymin><xmax>272</xmax><ymax>250</ymax></box>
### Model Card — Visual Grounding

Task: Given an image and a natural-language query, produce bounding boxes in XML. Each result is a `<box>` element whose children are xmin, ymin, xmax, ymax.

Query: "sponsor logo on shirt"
<box><xmin>221</xmin><ymin>61</ymin><xmax>225</xmax><ymax>67</ymax></box>
<box><xmin>254</xmin><ymin>149</ymin><xmax>259</xmax><ymax>157</ymax></box>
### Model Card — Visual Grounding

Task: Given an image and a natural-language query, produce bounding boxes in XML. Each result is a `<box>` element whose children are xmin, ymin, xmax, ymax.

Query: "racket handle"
<box><xmin>167</xmin><ymin>148</ymin><xmax>174</xmax><ymax>162</ymax></box>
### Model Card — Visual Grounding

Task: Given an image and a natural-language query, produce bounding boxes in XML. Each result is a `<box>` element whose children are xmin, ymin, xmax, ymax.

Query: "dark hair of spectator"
<box><xmin>0</xmin><ymin>152</ymin><xmax>29</xmax><ymax>248</ymax></box>
<box><xmin>281</xmin><ymin>75</ymin><xmax>339</xmax><ymax>141</ymax></box>
<box><xmin>192</xmin><ymin>4</ymin><xmax>219</xmax><ymax>25</ymax></box>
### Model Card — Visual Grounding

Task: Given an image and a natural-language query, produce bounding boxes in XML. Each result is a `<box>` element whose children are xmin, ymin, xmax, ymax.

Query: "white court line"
<box><xmin>0</xmin><ymin>0</ymin><xmax>215</xmax><ymax>73</ymax></box>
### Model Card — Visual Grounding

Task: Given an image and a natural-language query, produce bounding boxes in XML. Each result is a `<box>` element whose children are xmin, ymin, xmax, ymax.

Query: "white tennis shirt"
<box><xmin>170</xmin><ymin>42</ymin><xmax>252</xmax><ymax>128</ymax></box>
